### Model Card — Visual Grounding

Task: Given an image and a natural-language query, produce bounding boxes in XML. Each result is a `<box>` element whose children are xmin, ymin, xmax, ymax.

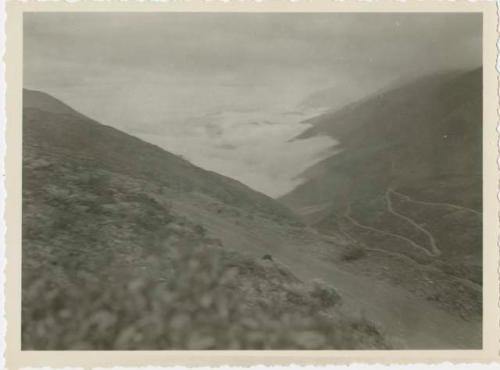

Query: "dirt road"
<box><xmin>172</xmin><ymin>194</ymin><xmax>482</xmax><ymax>349</ymax></box>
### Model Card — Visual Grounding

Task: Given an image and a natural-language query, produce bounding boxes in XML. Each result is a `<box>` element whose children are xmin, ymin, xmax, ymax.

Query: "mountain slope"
<box><xmin>285</xmin><ymin>69</ymin><xmax>481</xmax><ymax>211</ymax></box>
<box><xmin>23</xmin><ymin>89</ymin><xmax>298</xmax><ymax>224</ymax></box>
<box><xmin>22</xmin><ymin>89</ymin><xmax>389</xmax><ymax>350</ymax></box>
<box><xmin>22</xmin><ymin>88</ymin><xmax>482</xmax><ymax>350</ymax></box>
<box><xmin>280</xmin><ymin>68</ymin><xmax>482</xmax><ymax>323</ymax></box>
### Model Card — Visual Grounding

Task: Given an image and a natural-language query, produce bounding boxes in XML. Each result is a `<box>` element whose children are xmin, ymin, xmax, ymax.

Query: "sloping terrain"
<box><xmin>280</xmin><ymin>69</ymin><xmax>482</xmax><ymax>327</ymax></box>
<box><xmin>23</xmin><ymin>90</ymin><xmax>297</xmax><ymax>224</ymax></box>
<box><xmin>22</xmin><ymin>88</ymin><xmax>482</xmax><ymax>350</ymax></box>
<box><xmin>22</xmin><ymin>89</ymin><xmax>388</xmax><ymax>350</ymax></box>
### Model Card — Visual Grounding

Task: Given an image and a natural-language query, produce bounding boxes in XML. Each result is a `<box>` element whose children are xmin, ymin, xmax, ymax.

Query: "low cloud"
<box><xmin>23</xmin><ymin>13</ymin><xmax>481</xmax><ymax>197</ymax></box>
<box><xmin>137</xmin><ymin>109</ymin><xmax>336</xmax><ymax>197</ymax></box>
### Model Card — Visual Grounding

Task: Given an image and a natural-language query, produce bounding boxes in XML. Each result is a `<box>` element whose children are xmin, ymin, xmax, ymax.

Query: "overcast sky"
<box><xmin>24</xmin><ymin>13</ymin><xmax>482</xmax><ymax>197</ymax></box>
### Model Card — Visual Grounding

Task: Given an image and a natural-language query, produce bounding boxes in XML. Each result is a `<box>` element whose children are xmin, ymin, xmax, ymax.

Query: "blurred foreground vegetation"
<box><xmin>22</xmin><ymin>136</ymin><xmax>388</xmax><ymax>350</ymax></box>
<box><xmin>23</xmin><ymin>239</ymin><xmax>387</xmax><ymax>349</ymax></box>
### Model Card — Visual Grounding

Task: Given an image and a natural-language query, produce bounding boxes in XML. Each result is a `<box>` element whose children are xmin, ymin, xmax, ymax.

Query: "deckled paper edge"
<box><xmin>1</xmin><ymin>1</ymin><xmax>499</xmax><ymax>370</ymax></box>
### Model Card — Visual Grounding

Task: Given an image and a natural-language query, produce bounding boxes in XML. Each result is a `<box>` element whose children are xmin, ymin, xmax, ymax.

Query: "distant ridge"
<box><xmin>280</xmin><ymin>67</ymin><xmax>482</xmax><ymax>273</ymax></box>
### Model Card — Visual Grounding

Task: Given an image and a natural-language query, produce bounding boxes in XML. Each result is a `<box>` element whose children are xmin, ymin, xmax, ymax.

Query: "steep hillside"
<box><xmin>286</xmin><ymin>69</ymin><xmax>481</xmax><ymax>210</ymax></box>
<box><xmin>23</xmin><ymin>89</ymin><xmax>298</xmax><ymax>224</ymax></box>
<box><xmin>280</xmin><ymin>69</ymin><xmax>482</xmax><ymax>323</ymax></box>
<box><xmin>22</xmin><ymin>89</ymin><xmax>388</xmax><ymax>350</ymax></box>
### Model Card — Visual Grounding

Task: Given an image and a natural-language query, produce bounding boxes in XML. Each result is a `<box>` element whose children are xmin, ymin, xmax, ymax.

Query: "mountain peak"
<box><xmin>23</xmin><ymin>88</ymin><xmax>82</xmax><ymax>117</ymax></box>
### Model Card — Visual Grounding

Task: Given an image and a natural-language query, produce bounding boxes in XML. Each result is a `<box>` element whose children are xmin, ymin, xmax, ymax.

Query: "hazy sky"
<box><xmin>24</xmin><ymin>13</ymin><xmax>482</xmax><ymax>197</ymax></box>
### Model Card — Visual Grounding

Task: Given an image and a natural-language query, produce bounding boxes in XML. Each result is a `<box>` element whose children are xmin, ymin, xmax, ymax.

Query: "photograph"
<box><xmin>20</xmin><ymin>11</ymin><xmax>483</xmax><ymax>351</ymax></box>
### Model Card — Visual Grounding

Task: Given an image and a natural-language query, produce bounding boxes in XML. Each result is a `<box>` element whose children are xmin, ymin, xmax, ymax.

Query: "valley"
<box><xmin>21</xmin><ymin>67</ymin><xmax>482</xmax><ymax>350</ymax></box>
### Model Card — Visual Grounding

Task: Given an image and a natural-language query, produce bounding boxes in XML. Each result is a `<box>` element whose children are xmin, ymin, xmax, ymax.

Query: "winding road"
<box><xmin>342</xmin><ymin>188</ymin><xmax>448</xmax><ymax>257</ymax></box>
<box><xmin>391</xmin><ymin>189</ymin><xmax>482</xmax><ymax>217</ymax></box>
<box><xmin>386</xmin><ymin>189</ymin><xmax>441</xmax><ymax>256</ymax></box>
<box><xmin>172</xmin><ymin>192</ymin><xmax>482</xmax><ymax>349</ymax></box>
<box><xmin>344</xmin><ymin>202</ymin><xmax>435</xmax><ymax>257</ymax></box>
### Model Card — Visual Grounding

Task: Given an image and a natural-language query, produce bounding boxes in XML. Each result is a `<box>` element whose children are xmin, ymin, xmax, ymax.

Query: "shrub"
<box><xmin>341</xmin><ymin>245</ymin><xmax>367</xmax><ymax>262</ymax></box>
<box><xmin>76</xmin><ymin>171</ymin><xmax>111</xmax><ymax>194</ymax></box>
<box><xmin>309</xmin><ymin>279</ymin><xmax>342</xmax><ymax>308</ymax></box>
<box><xmin>261</xmin><ymin>254</ymin><xmax>273</xmax><ymax>261</ymax></box>
<box><xmin>194</xmin><ymin>224</ymin><xmax>206</xmax><ymax>237</ymax></box>
<box><xmin>22</xmin><ymin>243</ymin><xmax>387</xmax><ymax>350</ymax></box>
<box><xmin>45</xmin><ymin>185</ymin><xmax>73</xmax><ymax>205</ymax></box>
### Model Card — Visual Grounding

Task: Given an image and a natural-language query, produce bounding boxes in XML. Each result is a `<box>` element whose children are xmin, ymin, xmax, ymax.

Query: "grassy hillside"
<box><xmin>280</xmin><ymin>68</ymin><xmax>482</xmax><ymax>321</ymax></box>
<box><xmin>285</xmin><ymin>69</ymin><xmax>481</xmax><ymax>210</ymax></box>
<box><xmin>22</xmin><ymin>89</ymin><xmax>387</xmax><ymax>350</ymax></box>
<box><xmin>23</xmin><ymin>89</ymin><xmax>299</xmax><ymax>224</ymax></box>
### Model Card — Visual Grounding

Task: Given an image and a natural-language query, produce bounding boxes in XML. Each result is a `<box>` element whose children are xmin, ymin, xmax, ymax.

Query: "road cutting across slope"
<box><xmin>170</xmin><ymin>192</ymin><xmax>482</xmax><ymax>349</ymax></box>
<box><xmin>391</xmin><ymin>189</ymin><xmax>482</xmax><ymax>217</ymax></box>
<box><xmin>386</xmin><ymin>189</ymin><xmax>441</xmax><ymax>256</ymax></box>
<box><xmin>344</xmin><ymin>203</ymin><xmax>435</xmax><ymax>257</ymax></box>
